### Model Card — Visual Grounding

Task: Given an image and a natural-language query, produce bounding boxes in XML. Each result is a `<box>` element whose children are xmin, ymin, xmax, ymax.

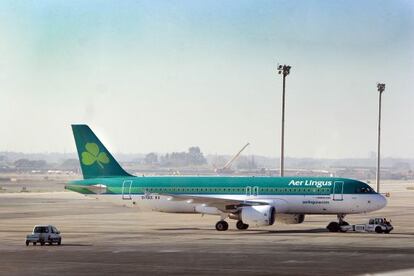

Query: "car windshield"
<box><xmin>34</xmin><ymin>227</ymin><xmax>49</xmax><ymax>233</ymax></box>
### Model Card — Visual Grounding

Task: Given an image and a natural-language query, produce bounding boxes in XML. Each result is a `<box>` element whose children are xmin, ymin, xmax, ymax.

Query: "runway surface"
<box><xmin>0</xmin><ymin>180</ymin><xmax>413</xmax><ymax>275</ymax></box>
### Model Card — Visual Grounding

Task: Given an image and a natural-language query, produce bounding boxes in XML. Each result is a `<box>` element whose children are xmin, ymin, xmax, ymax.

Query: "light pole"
<box><xmin>277</xmin><ymin>64</ymin><xmax>291</xmax><ymax>177</ymax></box>
<box><xmin>376</xmin><ymin>83</ymin><xmax>385</xmax><ymax>193</ymax></box>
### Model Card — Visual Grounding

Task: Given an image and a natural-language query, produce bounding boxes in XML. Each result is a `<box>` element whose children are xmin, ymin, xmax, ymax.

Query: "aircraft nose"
<box><xmin>376</xmin><ymin>194</ymin><xmax>387</xmax><ymax>210</ymax></box>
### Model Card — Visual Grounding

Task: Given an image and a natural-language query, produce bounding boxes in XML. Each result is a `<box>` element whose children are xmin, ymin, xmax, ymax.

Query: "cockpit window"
<box><xmin>356</xmin><ymin>187</ymin><xmax>373</xmax><ymax>193</ymax></box>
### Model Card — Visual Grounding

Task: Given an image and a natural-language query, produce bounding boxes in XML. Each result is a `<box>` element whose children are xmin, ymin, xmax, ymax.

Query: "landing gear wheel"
<box><xmin>215</xmin><ymin>220</ymin><xmax>229</xmax><ymax>231</ymax></box>
<box><xmin>236</xmin><ymin>220</ymin><xmax>249</xmax><ymax>230</ymax></box>
<box><xmin>327</xmin><ymin>222</ymin><xmax>340</xmax><ymax>232</ymax></box>
<box><xmin>25</xmin><ymin>241</ymin><xmax>29</xmax><ymax>246</ymax></box>
<box><xmin>339</xmin><ymin>221</ymin><xmax>349</xmax><ymax>232</ymax></box>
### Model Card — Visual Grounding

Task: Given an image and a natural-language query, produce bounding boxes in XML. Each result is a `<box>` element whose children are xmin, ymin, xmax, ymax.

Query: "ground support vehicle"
<box><xmin>327</xmin><ymin>218</ymin><xmax>393</xmax><ymax>233</ymax></box>
<box><xmin>25</xmin><ymin>225</ymin><xmax>62</xmax><ymax>246</ymax></box>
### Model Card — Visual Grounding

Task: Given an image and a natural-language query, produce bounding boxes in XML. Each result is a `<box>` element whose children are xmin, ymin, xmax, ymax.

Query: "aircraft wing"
<box><xmin>160</xmin><ymin>193</ymin><xmax>269</xmax><ymax>212</ymax></box>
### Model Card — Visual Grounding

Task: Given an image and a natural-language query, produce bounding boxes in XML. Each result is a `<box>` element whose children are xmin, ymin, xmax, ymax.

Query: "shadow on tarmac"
<box><xmin>154</xmin><ymin>227</ymin><xmax>328</xmax><ymax>234</ymax></box>
<box><xmin>156</xmin><ymin>227</ymin><xmax>203</xmax><ymax>231</ymax></box>
<box><xmin>58</xmin><ymin>244</ymin><xmax>92</xmax><ymax>247</ymax></box>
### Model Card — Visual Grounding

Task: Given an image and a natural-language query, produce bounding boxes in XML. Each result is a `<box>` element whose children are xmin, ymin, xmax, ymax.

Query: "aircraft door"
<box><xmin>122</xmin><ymin>180</ymin><xmax>133</xmax><ymax>200</ymax></box>
<box><xmin>332</xmin><ymin>181</ymin><xmax>344</xmax><ymax>201</ymax></box>
<box><xmin>245</xmin><ymin>186</ymin><xmax>251</xmax><ymax>197</ymax></box>
<box><xmin>252</xmin><ymin>186</ymin><xmax>259</xmax><ymax>197</ymax></box>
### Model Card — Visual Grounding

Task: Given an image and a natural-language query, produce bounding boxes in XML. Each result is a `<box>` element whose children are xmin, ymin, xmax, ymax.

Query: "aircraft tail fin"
<box><xmin>71</xmin><ymin>124</ymin><xmax>132</xmax><ymax>179</ymax></box>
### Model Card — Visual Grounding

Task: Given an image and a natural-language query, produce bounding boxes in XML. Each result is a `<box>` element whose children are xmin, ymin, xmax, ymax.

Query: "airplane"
<box><xmin>65</xmin><ymin>125</ymin><xmax>387</xmax><ymax>232</ymax></box>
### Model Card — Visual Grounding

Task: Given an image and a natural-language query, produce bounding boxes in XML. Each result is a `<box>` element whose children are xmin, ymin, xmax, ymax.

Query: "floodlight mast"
<box><xmin>277</xmin><ymin>64</ymin><xmax>291</xmax><ymax>177</ymax></box>
<box><xmin>376</xmin><ymin>83</ymin><xmax>385</xmax><ymax>193</ymax></box>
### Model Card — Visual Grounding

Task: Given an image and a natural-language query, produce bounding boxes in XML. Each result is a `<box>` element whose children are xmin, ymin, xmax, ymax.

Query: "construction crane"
<box><xmin>215</xmin><ymin>143</ymin><xmax>250</xmax><ymax>174</ymax></box>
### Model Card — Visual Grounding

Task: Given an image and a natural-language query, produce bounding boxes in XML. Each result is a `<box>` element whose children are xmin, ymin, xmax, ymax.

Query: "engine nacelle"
<box><xmin>276</xmin><ymin>214</ymin><xmax>305</xmax><ymax>224</ymax></box>
<box><xmin>241</xmin><ymin>206</ymin><xmax>275</xmax><ymax>227</ymax></box>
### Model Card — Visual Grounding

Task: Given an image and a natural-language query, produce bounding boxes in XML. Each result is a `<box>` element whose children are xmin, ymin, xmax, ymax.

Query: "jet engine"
<box><xmin>276</xmin><ymin>214</ymin><xmax>305</xmax><ymax>224</ymax></box>
<box><xmin>240</xmin><ymin>205</ymin><xmax>275</xmax><ymax>227</ymax></box>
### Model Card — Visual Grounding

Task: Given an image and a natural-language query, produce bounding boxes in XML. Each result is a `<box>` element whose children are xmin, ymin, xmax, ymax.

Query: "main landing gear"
<box><xmin>215</xmin><ymin>220</ymin><xmax>229</xmax><ymax>231</ymax></box>
<box><xmin>236</xmin><ymin>220</ymin><xmax>249</xmax><ymax>230</ymax></box>
<box><xmin>215</xmin><ymin>220</ymin><xmax>249</xmax><ymax>231</ymax></box>
<box><xmin>327</xmin><ymin>214</ymin><xmax>349</xmax><ymax>232</ymax></box>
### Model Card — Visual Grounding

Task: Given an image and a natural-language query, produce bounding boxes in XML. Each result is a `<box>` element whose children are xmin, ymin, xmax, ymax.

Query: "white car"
<box><xmin>25</xmin><ymin>225</ymin><xmax>62</xmax><ymax>246</ymax></box>
<box><xmin>339</xmin><ymin>218</ymin><xmax>393</xmax><ymax>234</ymax></box>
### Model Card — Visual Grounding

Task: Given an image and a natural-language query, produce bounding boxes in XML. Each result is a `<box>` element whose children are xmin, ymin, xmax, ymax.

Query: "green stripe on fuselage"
<box><xmin>67</xmin><ymin>176</ymin><xmax>375</xmax><ymax>196</ymax></box>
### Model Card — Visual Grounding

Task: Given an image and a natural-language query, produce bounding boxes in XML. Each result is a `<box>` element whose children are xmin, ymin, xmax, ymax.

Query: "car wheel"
<box><xmin>33</xmin><ymin>242</ymin><xmax>37</xmax><ymax>246</ymax></box>
<box><xmin>375</xmin><ymin>226</ymin><xmax>383</xmax><ymax>233</ymax></box>
<box><xmin>26</xmin><ymin>241</ymin><xmax>29</xmax><ymax>246</ymax></box>
<box><xmin>40</xmin><ymin>242</ymin><xmax>45</xmax><ymax>246</ymax></box>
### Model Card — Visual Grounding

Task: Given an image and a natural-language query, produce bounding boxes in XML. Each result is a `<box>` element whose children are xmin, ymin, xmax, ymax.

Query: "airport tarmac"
<box><xmin>0</xmin><ymin>180</ymin><xmax>413</xmax><ymax>275</ymax></box>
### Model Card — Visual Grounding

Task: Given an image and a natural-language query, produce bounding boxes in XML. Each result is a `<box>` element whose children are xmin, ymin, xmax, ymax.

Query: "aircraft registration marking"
<box><xmin>141</xmin><ymin>195</ymin><xmax>161</xmax><ymax>200</ymax></box>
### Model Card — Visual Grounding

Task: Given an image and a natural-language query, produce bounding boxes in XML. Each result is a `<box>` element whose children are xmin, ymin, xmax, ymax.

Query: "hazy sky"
<box><xmin>0</xmin><ymin>0</ymin><xmax>413</xmax><ymax>158</ymax></box>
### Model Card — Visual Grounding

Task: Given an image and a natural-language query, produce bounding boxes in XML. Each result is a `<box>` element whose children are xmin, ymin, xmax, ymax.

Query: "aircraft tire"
<box><xmin>327</xmin><ymin>222</ymin><xmax>340</xmax><ymax>232</ymax></box>
<box><xmin>339</xmin><ymin>221</ymin><xmax>349</xmax><ymax>232</ymax></box>
<box><xmin>236</xmin><ymin>220</ymin><xmax>249</xmax><ymax>230</ymax></box>
<box><xmin>215</xmin><ymin>221</ymin><xmax>229</xmax><ymax>231</ymax></box>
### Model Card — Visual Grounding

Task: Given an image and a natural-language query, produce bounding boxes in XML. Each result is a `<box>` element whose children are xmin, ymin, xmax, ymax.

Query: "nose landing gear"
<box><xmin>327</xmin><ymin>214</ymin><xmax>349</xmax><ymax>232</ymax></box>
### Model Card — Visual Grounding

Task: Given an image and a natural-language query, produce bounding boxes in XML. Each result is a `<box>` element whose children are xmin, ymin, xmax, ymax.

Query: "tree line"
<box><xmin>144</xmin><ymin>147</ymin><xmax>207</xmax><ymax>167</ymax></box>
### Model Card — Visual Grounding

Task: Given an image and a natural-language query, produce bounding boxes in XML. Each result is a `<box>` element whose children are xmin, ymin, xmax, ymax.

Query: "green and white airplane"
<box><xmin>66</xmin><ymin>125</ymin><xmax>387</xmax><ymax>232</ymax></box>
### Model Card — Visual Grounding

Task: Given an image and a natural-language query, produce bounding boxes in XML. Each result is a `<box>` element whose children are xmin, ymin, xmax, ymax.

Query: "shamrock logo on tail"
<box><xmin>81</xmin><ymin>143</ymin><xmax>110</xmax><ymax>168</ymax></box>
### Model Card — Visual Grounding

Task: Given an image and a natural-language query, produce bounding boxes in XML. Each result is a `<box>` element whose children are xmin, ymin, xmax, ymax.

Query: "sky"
<box><xmin>0</xmin><ymin>0</ymin><xmax>413</xmax><ymax>158</ymax></box>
